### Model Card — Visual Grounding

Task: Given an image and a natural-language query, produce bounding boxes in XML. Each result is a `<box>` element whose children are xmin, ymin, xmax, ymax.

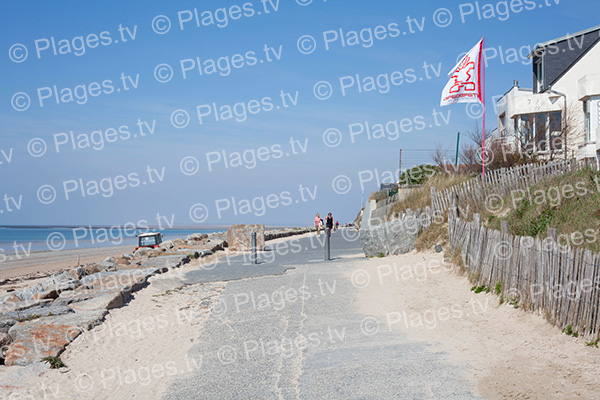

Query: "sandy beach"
<box><xmin>0</xmin><ymin>245</ymin><xmax>133</xmax><ymax>295</ymax></box>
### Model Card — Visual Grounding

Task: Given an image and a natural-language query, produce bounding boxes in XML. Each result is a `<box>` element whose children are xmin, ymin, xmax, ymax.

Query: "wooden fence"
<box><xmin>449</xmin><ymin>212</ymin><xmax>600</xmax><ymax>339</ymax></box>
<box><xmin>431</xmin><ymin>158</ymin><xmax>597</xmax><ymax>213</ymax></box>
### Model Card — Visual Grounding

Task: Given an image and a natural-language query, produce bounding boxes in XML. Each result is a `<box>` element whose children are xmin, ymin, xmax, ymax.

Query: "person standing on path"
<box><xmin>314</xmin><ymin>213</ymin><xmax>322</xmax><ymax>236</ymax></box>
<box><xmin>325</xmin><ymin>213</ymin><xmax>334</xmax><ymax>234</ymax></box>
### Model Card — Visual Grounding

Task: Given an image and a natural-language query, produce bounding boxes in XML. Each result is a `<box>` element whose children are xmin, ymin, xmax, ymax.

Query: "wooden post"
<box><xmin>501</xmin><ymin>220</ymin><xmax>509</xmax><ymax>237</ymax></box>
<box><xmin>547</xmin><ymin>227</ymin><xmax>557</xmax><ymax>243</ymax></box>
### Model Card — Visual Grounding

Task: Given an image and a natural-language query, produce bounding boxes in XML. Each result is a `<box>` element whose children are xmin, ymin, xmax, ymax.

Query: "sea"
<box><xmin>0</xmin><ymin>226</ymin><xmax>222</xmax><ymax>255</ymax></box>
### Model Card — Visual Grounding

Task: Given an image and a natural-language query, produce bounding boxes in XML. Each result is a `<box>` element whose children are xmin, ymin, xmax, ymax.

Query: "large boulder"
<box><xmin>226</xmin><ymin>224</ymin><xmax>265</xmax><ymax>251</ymax></box>
<box><xmin>12</xmin><ymin>271</ymin><xmax>81</xmax><ymax>303</ymax></box>
<box><xmin>98</xmin><ymin>257</ymin><xmax>117</xmax><ymax>271</ymax></box>
<box><xmin>158</xmin><ymin>240</ymin><xmax>176</xmax><ymax>251</ymax></box>
<box><xmin>0</xmin><ymin>305</ymin><xmax>74</xmax><ymax>333</ymax></box>
<box><xmin>187</xmin><ymin>233</ymin><xmax>208</xmax><ymax>242</ymax></box>
<box><xmin>4</xmin><ymin>310</ymin><xmax>107</xmax><ymax>366</ymax></box>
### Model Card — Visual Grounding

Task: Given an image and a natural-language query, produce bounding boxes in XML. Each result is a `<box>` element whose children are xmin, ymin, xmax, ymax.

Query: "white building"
<box><xmin>496</xmin><ymin>25</ymin><xmax>600</xmax><ymax>162</ymax></box>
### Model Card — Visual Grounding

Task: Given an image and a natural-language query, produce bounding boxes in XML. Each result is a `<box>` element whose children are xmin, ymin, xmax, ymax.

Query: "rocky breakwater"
<box><xmin>359</xmin><ymin>199</ymin><xmax>439</xmax><ymax>257</ymax></box>
<box><xmin>0</xmin><ymin>231</ymin><xmax>227</xmax><ymax>367</ymax></box>
<box><xmin>265</xmin><ymin>227</ymin><xmax>315</xmax><ymax>240</ymax></box>
<box><xmin>0</xmin><ymin>226</ymin><xmax>311</xmax><ymax>367</ymax></box>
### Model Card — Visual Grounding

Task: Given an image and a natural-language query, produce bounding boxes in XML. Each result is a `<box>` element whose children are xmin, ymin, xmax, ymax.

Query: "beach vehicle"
<box><xmin>135</xmin><ymin>232</ymin><xmax>163</xmax><ymax>251</ymax></box>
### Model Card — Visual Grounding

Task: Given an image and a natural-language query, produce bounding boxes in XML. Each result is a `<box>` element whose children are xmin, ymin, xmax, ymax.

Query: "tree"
<box><xmin>459</xmin><ymin>122</ymin><xmax>526</xmax><ymax>173</ymax></box>
<box><xmin>431</xmin><ymin>143</ymin><xmax>450</xmax><ymax>172</ymax></box>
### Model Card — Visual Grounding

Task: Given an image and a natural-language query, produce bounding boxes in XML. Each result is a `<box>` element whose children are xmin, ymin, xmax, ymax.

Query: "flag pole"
<box><xmin>482</xmin><ymin>36</ymin><xmax>486</xmax><ymax>179</ymax></box>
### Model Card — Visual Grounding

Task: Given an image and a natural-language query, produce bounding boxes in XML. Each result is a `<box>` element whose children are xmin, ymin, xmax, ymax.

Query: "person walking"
<box><xmin>325</xmin><ymin>213</ymin><xmax>334</xmax><ymax>234</ymax></box>
<box><xmin>335</xmin><ymin>221</ymin><xmax>339</xmax><ymax>231</ymax></box>
<box><xmin>314</xmin><ymin>213</ymin><xmax>322</xmax><ymax>236</ymax></box>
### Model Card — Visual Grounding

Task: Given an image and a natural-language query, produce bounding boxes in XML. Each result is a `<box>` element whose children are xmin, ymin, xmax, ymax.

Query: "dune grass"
<box><xmin>483</xmin><ymin>167</ymin><xmax>600</xmax><ymax>251</ymax></box>
<box><xmin>387</xmin><ymin>173</ymin><xmax>471</xmax><ymax>219</ymax></box>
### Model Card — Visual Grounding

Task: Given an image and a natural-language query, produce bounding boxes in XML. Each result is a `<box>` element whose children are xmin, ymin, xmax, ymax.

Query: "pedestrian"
<box><xmin>314</xmin><ymin>213</ymin><xmax>322</xmax><ymax>236</ymax></box>
<box><xmin>325</xmin><ymin>213</ymin><xmax>334</xmax><ymax>234</ymax></box>
<box><xmin>335</xmin><ymin>221</ymin><xmax>339</xmax><ymax>231</ymax></box>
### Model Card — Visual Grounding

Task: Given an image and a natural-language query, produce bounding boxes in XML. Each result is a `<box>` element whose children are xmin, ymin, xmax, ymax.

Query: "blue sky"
<box><xmin>1</xmin><ymin>0</ymin><xmax>597</xmax><ymax>227</ymax></box>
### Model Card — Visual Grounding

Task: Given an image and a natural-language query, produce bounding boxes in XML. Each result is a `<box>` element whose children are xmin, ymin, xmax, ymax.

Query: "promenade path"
<box><xmin>163</xmin><ymin>229</ymin><xmax>479</xmax><ymax>399</ymax></box>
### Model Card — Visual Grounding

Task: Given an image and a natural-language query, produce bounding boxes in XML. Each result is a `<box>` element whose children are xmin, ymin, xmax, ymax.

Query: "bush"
<box><xmin>399</xmin><ymin>164</ymin><xmax>439</xmax><ymax>186</ymax></box>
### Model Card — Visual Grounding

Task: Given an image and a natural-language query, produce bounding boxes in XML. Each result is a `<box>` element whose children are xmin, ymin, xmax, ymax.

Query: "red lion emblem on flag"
<box><xmin>448</xmin><ymin>55</ymin><xmax>476</xmax><ymax>93</ymax></box>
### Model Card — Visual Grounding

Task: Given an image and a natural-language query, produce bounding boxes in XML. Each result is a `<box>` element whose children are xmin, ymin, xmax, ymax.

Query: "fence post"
<box><xmin>547</xmin><ymin>227</ymin><xmax>557</xmax><ymax>244</ymax></box>
<box><xmin>501</xmin><ymin>220</ymin><xmax>509</xmax><ymax>237</ymax></box>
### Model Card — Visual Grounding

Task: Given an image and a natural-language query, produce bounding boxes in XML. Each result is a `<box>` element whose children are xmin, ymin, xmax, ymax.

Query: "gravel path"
<box><xmin>163</xmin><ymin>230</ymin><xmax>479</xmax><ymax>399</ymax></box>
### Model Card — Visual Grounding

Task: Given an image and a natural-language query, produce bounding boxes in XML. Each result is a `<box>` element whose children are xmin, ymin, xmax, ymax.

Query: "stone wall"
<box><xmin>359</xmin><ymin>207</ymin><xmax>436</xmax><ymax>257</ymax></box>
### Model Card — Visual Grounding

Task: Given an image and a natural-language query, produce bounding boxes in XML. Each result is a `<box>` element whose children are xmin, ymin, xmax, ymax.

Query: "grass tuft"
<box><xmin>42</xmin><ymin>356</ymin><xmax>66</xmax><ymax>369</ymax></box>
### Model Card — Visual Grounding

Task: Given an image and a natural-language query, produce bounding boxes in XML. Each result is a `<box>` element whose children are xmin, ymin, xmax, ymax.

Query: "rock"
<box><xmin>187</xmin><ymin>233</ymin><xmax>208</xmax><ymax>241</ymax></box>
<box><xmin>0</xmin><ymin>331</ymin><xmax>11</xmax><ymax>346</ymax></box>
<box><xmin>4</xmin><ymin>310</ymin><xmax>107</xmax><ymax>366</ymax></box>
<box><xmin>68</xmin><ymin>267</ymin><xmax>85</xmax><ymax>280</ymax></box>
<box><xmin>0</xmin><ymin>305</ymin><xmax>74</xmax><ymax>331</ymax></box>
<box><xmin>14</xmin><ymin>284</ymin><xmax>44</xmax><ymax>303</ymax></box>
<box><xmin>98</xmin><ymin>257</ymin><xmax>117</xmax><ymax>270</ymax></box>
<box><xmin>146</xmin><ymin>249</ymin><xmax>164</xmax><ymax>258</ymax></box>
<box><xmin>3</xmin><ymin>294</ymin><xmax>21</xmax><ymax>305</ymax></box>
<box><xmin>55</xmin><ymin>269</ymin><xmax>154</xmax><ymax>310</ymax></box>
<box><xmin>68</xmin><ymin>290</ymin><xmax>125</xmax><ymax>311</ymax></box>
<box><xmin>35</xmin><ymin>271</ymin><xmax>82</xmax><ymax>294</ymax></box>
<box><xmin>31</xmin><ymin>290</ymin><xmax>59</xmax><ymax>301</ymax></box>
<box><xmin>435</xmin><ymin>244</ymin><xmax>443</xmax><ymax>253</ymax></box>
<box><xmin>114</xmin><ymin>256</ymin><xmax>131</xmax><ymax>266</ymax></box>
<box><xmin>0</xmin><ymin>317</ymin><xmax>17</xmax><ymax>333</ymax></box>
<box><xmin>133</xmin><ymin>247</ymin><xmax>150</xmax><ymax>258</ymax></box>
<box><xmin>226</xmin><ymin>224</ymin><xmax>265</xmax><ymax>251</ymax></box>
<box><xmin>82</xmin><ymin>264</ymin><xmax>101</xmax><ymax>275</ymax></box>
<box><xmin>80</xmin><ymin>270</ymin><xmax>149</xmax><ymax>292</ymax></box>
<box><xmin>158</xmin><ymin>240</ymin><xmax>176</xmax><ymax>251</ymax></box>
<box><xmin>55</xmin><ymin>288</ymin><xmax>100</xmax><ymax>306</ymax></box>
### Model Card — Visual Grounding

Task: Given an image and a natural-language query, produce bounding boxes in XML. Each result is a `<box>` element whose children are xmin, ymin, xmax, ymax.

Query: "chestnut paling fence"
<box><xmin>430</xmin><ymin>158</ymin><xmax>597</xmax><ymax>215</ymax></box>
<box><xmin>448</xmin><ymin>212</ymin><xmax>600</xmax><ymax>339</ymax></box>
<box><xmin>427</xmin><ymin>158</ymin><xmax>600</xmax><ymax>338</ymax></box>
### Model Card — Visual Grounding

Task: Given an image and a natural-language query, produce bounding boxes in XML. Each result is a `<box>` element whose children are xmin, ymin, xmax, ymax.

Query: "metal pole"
<box><xmin>324</xmin><ymin>229</ymin><xmax>331</xmax><ymax>261</ymax></box>
<box><xmin>251</xmin><ymin>232</ymin><xmax>257</xmax><ymax>265</ymax></box>
<box><xmin>482</xmin><ymin>36</ymin><xmax>486</xmax><ymax>178</ymax></box>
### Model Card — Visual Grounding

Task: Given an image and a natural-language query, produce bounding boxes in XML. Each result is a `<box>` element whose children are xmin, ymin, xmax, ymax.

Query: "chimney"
<box><xmin>513</xmin><ymin>80</ymin><xmax>519</xmax><ymax>87</ymax></box>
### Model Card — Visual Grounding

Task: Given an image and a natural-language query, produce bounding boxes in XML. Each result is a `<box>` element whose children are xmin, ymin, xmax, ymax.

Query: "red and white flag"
<box><xmin>440</xmin><ymin>39</ymin><xmax>483</xmax><ymax>106</ymax></box>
